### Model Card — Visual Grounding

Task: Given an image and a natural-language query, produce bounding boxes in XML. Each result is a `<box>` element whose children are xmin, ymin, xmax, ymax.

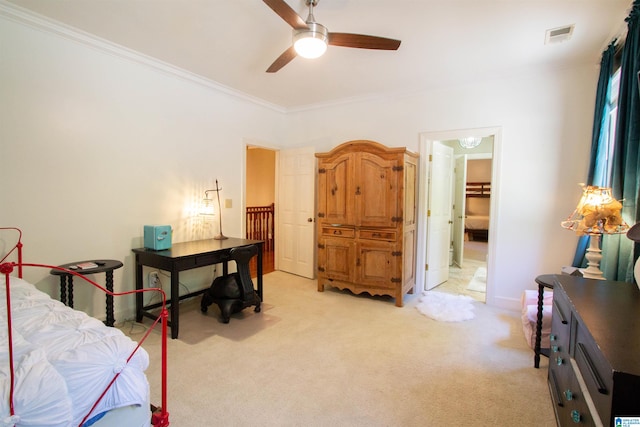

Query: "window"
<box><xmin>594</xmin><ymin>67</ymin><xmax>621</xmax><ymax>187</ymax></box>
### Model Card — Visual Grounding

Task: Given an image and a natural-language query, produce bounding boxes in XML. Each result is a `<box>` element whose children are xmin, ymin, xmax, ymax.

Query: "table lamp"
<box><xmin>200</xmin><ymin>179</ymin><xmax>227</xmax><ymax>240</ymax></box>
<box><xmin>561</xmin><ymin>184</ymin><xmax>628</xmax><ymax>279</ymax></box>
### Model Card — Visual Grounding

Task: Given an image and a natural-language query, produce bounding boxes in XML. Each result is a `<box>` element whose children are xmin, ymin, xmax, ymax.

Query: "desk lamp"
<box><xmin>561</xmin><ymin>185</ymin><xmax>628</xmax><ymax>279</ymax></box>
<box><xmin>201</xmin><ymin>179</ymin><xmax>228</xmax><ymax>240</ymax></box>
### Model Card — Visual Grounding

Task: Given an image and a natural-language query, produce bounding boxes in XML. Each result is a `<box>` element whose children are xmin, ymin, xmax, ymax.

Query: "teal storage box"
<box><xmin>144</xmin><ymin>225</ymin><xmax>172</xmax><ymax>250</ymax></box>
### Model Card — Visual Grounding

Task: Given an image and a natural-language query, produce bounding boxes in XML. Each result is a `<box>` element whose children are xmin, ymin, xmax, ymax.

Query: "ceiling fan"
<box><xmin>263</xmin><ymin>0</ymin><xmax>401</xmax><ymax>73</ymax></box>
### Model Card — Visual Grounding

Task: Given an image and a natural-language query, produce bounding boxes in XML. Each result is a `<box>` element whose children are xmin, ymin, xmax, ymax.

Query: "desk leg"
<box><xmin>170</xmin><ymin>270</ymin><xmax>179</xmax><ymax>339</ymax></box>
<box><xmin>135</xmin><ymin>257</ymin><xmax>144</xmax><ymax>323</ymax></box>
<box><xmin>534</xmin><ymin>282</ymin><xmax>544</xmax><ymax>368</ymax></box>
<box><xmin>104</xmin><ymin>270</ymin><xmax>115</xmax><ymax>327</ymax></box>
<box><xmin>257</xmin><ymin>244</ymin><xmax>263</xmax><ymax>300</ymax></box>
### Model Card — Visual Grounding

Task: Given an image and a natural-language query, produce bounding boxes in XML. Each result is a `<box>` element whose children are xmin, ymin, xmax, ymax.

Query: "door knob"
<box><xmin>308</xmin><ymin>218</ymin><xmax>313</xmax><ymax>222</ymax></box>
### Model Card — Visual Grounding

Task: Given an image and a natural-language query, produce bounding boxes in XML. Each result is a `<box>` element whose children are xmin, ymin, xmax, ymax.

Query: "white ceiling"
<box><xmin>5</xmin><ymin>0</ymin><xmax>632</xmax><ymax>110</ymax></box>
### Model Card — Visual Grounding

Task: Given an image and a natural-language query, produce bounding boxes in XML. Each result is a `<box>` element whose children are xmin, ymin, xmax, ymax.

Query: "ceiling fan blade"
<box><xmin>328</xmin><ymin>33</ymin><xmax>401</xmax><ymax>50</ymax></box>
<box><xmin>266</xmin><ymin>46</ymin><xmax>298</xmax><ymax>73</ymax></box>
<box><xmin>263</xmin><ymin>0</ymin><xmax>308</xmax><ymax>30</ymax></box>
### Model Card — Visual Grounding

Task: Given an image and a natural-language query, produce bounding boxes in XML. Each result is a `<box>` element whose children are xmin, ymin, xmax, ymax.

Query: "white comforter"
<box><xmin>0</xmin><ymin>276</ymin><xmax>149</xmax><ymax>427</ymax></box>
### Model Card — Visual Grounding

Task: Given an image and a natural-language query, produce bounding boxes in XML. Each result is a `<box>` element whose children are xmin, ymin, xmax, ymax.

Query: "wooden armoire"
<box><xmin>315</xmin><ymin>140</ymin><xmax>418</xmax><ymax>307</ymax></box>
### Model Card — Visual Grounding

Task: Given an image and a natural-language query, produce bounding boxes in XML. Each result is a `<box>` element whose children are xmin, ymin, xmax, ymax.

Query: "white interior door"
<box><xmin>453</xmin><ymin>155</ymin><xmax>467</xmax><ymax>267</ymax></box>
<box><xmin>277</xmin><ymin>147</ymin><xmax>316</xmax><ymax>278</ymax></box>
<box><xmin>425</xmin><ymin>142</ymin><xmax>454</xmax><ymax>290</ymax></box>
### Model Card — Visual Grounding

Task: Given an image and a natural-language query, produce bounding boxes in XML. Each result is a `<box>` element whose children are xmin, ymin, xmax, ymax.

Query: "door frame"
<box><xmin>416</xmin><ymin>127</ymin><xmax>502</xmax><ymax>306</ymax></box>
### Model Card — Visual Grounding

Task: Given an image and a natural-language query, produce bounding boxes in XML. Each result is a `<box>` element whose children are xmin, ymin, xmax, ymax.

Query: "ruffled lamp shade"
<box><xmin>561</xmin><ymin>185</ymin><xmax>629</xmax><ymax>279</ymax></box>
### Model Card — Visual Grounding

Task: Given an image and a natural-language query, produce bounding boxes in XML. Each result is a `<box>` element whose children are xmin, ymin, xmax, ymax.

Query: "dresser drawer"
<box><xmin>548</xmin><ymin>316</ymin><xmax>572</xmax><ymax>412</ymax></box>
<box><xmin>549</xmin><ymin>340</ymin><xmax>598</xmax><ymax>426</ymax></box>
<box><xmin>574</xmin><ymin>324</ymin><xmax>612</xmax><ymax>423</ymax></box>
<box><xmin>562</xmin><ymin>359</ymin><xmax>597</xmax><ymax>426</ymax></box>
<box><xmin>552</xmin><ymin>287</ymin><xmax>572</xmax><ymax>327</ymax></box>
<box><xmin>549</xmin><ymin>356</ymin><xmax>571</xmax><ymax>409</ymax></box>
<box><xmin>358</xmin><ymin>229</ymin><xmax>397</xmax><ymax>241</ymax></box>
<box><xmin>321</xmin><ymin>226</ymin><xmax>355</xmax><ymax>238</ymax></box>
<box><xmin>551</xmin><ymin>287</ymin><xmax>572</xmax><ymax>354</ymax></box>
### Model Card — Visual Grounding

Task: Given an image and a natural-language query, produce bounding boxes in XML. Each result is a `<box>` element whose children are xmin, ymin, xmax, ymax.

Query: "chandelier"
<box><xmin>458</xmin><ymin>137</ymin><xmax>483</xmax><ymax>149</ymax></box>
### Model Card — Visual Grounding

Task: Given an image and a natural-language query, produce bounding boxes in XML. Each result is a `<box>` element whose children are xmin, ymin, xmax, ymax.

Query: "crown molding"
<box><xmin>0</xmin><ymin>0</ymin><xmax>287</xmax><ymax>113</ymax></box>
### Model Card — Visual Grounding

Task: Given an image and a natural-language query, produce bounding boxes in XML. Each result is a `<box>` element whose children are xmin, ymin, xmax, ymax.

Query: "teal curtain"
<box><xmin>588</xmin><ymin>42</ymin><xmax>618</xmax><ymax>186</ymax></box>
<box><xmin>605</xmin><ymin>0</ymin><xmax>640</xmax><ymax>281</ymax></box>
<box><xmin>571</xmin><ymin>42</ymin><xmax>617</xmax><ymax>267</ymax></box>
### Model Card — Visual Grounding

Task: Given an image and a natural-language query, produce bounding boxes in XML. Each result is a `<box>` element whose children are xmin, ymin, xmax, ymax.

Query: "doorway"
<box><xmin>447</xmin><ymin>154</ymin><xmax>493</xmax><ymax>302</ymax></box>
<box><xmin>445</xmin><ymin>155</ymin><xmax>492</xmax><ymax>302</ymax></box>
<box><xmin>246</xmin><ymin>145</ymin><xmax>277</xmax><ymax>276</ymax></box>
<box><xmin>244</xmin><ymin>144</ymin><xmax>317</xmax><ymax>279</ymax></box>
<box><xmin>416</xmin><ymin>127</ymin><xmax>501</xmax><ymax>306</ymax></box>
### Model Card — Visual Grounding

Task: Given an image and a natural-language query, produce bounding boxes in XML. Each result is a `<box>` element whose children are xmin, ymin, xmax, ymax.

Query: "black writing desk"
<box><xmin>132</xmin><ymin>238</ymin><xmax>263</xmax><ymax>339</ymax></box>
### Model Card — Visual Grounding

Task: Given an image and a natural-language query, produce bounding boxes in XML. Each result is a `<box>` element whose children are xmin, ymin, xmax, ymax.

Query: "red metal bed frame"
<box><xmin>0</xmin><ymin>227</ymin><xmax>170</xmax><ymax>427</ymax></box>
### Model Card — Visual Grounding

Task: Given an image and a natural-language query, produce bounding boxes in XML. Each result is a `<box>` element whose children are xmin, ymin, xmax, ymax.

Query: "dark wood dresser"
<box><xmin>548</xmin><ymin>275</ymin><xmax>640</xmax><ymax>426</ymax></box>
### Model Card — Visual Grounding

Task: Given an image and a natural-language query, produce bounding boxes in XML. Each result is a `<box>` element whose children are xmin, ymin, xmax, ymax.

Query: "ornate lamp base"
<box><xmin>582</xmin><ymin>234</ymin><xmax>604</xmax><ymax>280</ymax></box>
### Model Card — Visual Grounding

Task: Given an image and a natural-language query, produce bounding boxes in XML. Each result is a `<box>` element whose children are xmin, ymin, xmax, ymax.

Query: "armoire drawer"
<box><xmin>321</xmin><ymin>226</ymin><xmax>355</xmax><ymax>238</ymax></box>
<box><xmin>358</xmin><ymin>229</ymin><xmax>397</xmax><ymax>241</ymax></box>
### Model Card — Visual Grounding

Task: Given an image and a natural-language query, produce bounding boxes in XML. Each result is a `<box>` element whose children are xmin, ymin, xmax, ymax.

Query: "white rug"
<box><xmin>416</xmin><ymin>291</ymin><xmax>475</xmax><ymax>322</ymax></box>
<box><xmin>466</xmin><ymin>267</ymin><xmax>487</xmax><ymax>293</ymax></box>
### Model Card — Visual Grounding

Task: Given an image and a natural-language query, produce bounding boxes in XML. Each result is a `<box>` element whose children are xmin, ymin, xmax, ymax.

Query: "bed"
<box><xmin>465</xmin><ymin>182</ymin><xmax>491</xmax><ymax>241</ymax></box>
<box><xmin>1</xmin><ymin>228</ymin><xmax>170</xmax><ymax>427</ymax></box>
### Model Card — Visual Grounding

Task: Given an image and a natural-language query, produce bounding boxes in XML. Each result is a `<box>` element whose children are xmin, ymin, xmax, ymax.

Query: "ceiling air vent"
<box><xmin>545</xmin><ymin>25</ymin><xmax>575</xmax><ymax>44</ymax></box>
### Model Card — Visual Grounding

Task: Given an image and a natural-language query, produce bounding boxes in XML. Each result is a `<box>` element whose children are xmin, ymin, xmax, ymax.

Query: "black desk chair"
<box><xmin>200</xmin><ymin>245</ymin><xmax>261</xmax><ymax>323</ymax></box>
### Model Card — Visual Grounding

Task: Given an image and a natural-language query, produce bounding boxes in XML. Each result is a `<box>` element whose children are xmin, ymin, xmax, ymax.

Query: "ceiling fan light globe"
<box><xmin>293</xmin><ymin>23</ymin><xmax>328</xmax><ymax>59</ymax></box>
<box><xmin>294</xmin><ymin>37</ymin><xmax>327</xmax><ymax>58</ymax></box>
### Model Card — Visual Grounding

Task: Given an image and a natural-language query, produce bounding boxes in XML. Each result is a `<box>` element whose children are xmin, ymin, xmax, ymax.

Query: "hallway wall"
<box><xmin>246</xmin><ymin>147</ymin><xmax>276</xmax><ymax>207</ymax></box>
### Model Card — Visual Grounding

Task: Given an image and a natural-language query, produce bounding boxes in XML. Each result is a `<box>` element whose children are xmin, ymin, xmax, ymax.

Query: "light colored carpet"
<box><xmin>121</xmin><ymin>270</ymin><xmax>555</xmax><ymax>427</ymax></box>
<box><xmin>466</xmin><ymin>267</ymin><xmax>487</xmax><ymax>293</ymax></box>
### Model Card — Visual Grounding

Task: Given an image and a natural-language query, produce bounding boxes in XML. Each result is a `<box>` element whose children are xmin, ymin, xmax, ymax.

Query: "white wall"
<box><xmin>286</xmin><ymin>66</ymin><xmax>597</xmax><ymax>309</ymax></box>
<box><xmin>1</xmin><ymin>9</ymin><xmax>600</xmax><ymax>317</ymax></box>
<box><xmin>467</xmin><ymin>160</ymin><xmax>492</xmax><ymax>182</ymax></box>
<box><xmin>0</xmin><ymin>14</ymin><xmax>286</xmax><ymax>320</ymax></box>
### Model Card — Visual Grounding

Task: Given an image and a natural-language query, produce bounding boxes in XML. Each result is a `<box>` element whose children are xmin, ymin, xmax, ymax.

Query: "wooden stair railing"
<box><xmin>246</xmin><ymin>203</ymin><xmax>274</xmax><ymax>251</ymax></box>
